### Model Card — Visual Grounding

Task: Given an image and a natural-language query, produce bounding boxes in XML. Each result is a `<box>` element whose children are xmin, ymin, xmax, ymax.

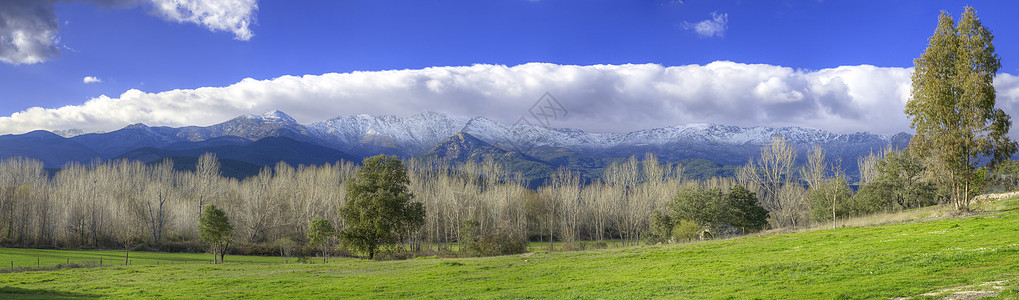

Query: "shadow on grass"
<box><xmin>0</xmin><ymin>286</ymin><xmax>99</xmax><ymax>299</ymax></box>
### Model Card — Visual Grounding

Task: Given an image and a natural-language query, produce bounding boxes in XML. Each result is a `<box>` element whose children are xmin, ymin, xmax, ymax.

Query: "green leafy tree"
<box><xmin>905</xmin><ymin>7</ymin><xmax>1017</xmax><ymax>211</ymax></box>
<box><xmin>308</xmin><ymin>217</ymin><xmax>336</xmax><ymax>263</ymax></box>
<box><xmin>989</xmin><ymin>160</ymin><xmax>1019</xmax><ymax>191</ymax></box>
<box><xmin>808</xmin><ymin>177</ymin><xmax>852</xmax><ymax>228</ymax></box>
<box><xmin>849</xmin><ymin>183</ymin><xmax>891</xmax><ymax>217</ymax></box>
<box><xmin>725</xmin><ymin>185</ymin><xmax>769</xmax><ymax>234</ymax></box>
<box><xmin>648</xmin><ymin>211</ymin><xmax>673</xmax><ymax>244</ymax></box>
<box><xmin>854</xmin><ymin>150</ymin><xmax>937</xmax><ymax>214</ymax></box>
<box><xmin>199</xmin><ymin>204</ymin><xmax>233</xmax><ymax>264</ymax></box>
<box><xmin>459</xmin><ymin>219</ymin><xmax>480</xmax><ymax>256</ymax></box>
<box><xmin>669</xmin><ymin>186</ymin><xmax>724</xmax><ymax>227</ymax></box>
<box><xmin>340</xmin><ymin>155</ymin><xmax>425</xmax><ymax>259</ymax></box>
<box><xmin>666</xmin><ymin>185</ymin><xmax>769</xmax><ymax>238</ymax></box>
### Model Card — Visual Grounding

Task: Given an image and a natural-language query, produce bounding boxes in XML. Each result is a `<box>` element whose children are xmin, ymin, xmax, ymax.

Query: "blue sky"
<box><xmin>3</xmin><ymin>0</ymin><xmax>1019</xmax><ymax>135</ymax></box>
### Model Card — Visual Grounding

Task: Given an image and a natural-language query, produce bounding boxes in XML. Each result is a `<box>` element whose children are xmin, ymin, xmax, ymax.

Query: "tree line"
<box><xmin>2</xmin><ymin>132</ymin><xmax>999</xmax><ymax>260</ymax></box>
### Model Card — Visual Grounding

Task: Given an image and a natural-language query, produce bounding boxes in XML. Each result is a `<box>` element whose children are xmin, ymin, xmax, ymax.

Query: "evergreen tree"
<box><xmin>340</xmin><ymin>155</ymin><xmax>425</xmax><ymax>259</ymax></box>
<box><xmin>725</xmin><ymin>185</ymin><xmax>769</xmax><ymax>234</ymax></box>
<box><xmin>199</xmin><ymin>204</ymin><xmax>232</xmax><ymax>264</ymax></box>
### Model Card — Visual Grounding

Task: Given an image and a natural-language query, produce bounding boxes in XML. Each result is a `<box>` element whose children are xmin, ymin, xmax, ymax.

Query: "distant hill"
<box><xmin>159</xmin><ymin>136</ymin><xmax>253</xmax><ymax>150</ymax></box>
<box><xmin>417</xmin><ymin>132</ymin><xmax>555</xmax><ymax>186</ymax></box>
<box><xmin>70</xmin><ymin>123</ymin><xmax>182</xmax><ymax>159</ymax></box>
<box><xmin>148</xmin><ymin>156</ymin><xmax>264</xmax><ymax>179</ymax></box>
<box><xmin>0</xmin><ymin>130</ymin><xmax>99</xmax><ymax>168</ymax></box>
<box><xmin>674</xmin><ymin>158</ymin><xmax>741</xmax><ymax>180</ymax></box>
<box><xmin>116</xmin><ymin>136</ymin><xmax>358</xmax><ymax>172</ymax></box>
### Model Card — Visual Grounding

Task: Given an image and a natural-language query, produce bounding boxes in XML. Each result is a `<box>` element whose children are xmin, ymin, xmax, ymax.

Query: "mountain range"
<box><xmin>0</xmin><ymin>110</ymin><xmax>909</xmax><ymax>183</ymax></box>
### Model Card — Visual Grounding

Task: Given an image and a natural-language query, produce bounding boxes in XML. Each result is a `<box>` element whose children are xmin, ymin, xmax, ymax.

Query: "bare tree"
<box><xmin>739</xmin><ymin>135</ymin><xmax>797</xmax><ymax>228</ymax></box>
<box><xmin>542</xmin><ymin>167</ymin><xmax>583</xmax><ymax>250</ymax></box>
<box><xmin>193</xmin><ymin>153</ymin><xmax>221</xmax><ymax>235</ymax></box>
<box><xmin>857</xmin><ymin>149</ymin><xmax>887</xmax><ymax>185</ymax></box>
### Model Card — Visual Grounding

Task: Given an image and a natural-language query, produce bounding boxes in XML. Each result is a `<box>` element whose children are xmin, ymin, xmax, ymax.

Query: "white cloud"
<box><xmin>3</xmin><ymin>61</ymin><xmax>1019</xmax><ymax>138</ymax></box>
<box><xmin>83</xmin><ymin>76</ymin><xmax>102</xmax><ymax>84</ymax></box>
<box><xmin>0</xmin><ymin>0</ymin><xmax>257</xmax><ymax>65</ymax></box>
<box><xmin>684</xmin><ymin>12</ymin><xmax>728</xmax><ymax>38</ymax></box>
<box><xmin>147</xmin><ymin>0</ymin><xmax>258</xmax><ymax>41</ymax></box>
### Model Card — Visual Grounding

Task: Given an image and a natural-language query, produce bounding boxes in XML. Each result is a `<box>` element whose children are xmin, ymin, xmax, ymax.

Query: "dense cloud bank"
<box><xmin>3</xmin><ymin>62</ymin><xmax>1019</xmax><ymax>137</ymax></box>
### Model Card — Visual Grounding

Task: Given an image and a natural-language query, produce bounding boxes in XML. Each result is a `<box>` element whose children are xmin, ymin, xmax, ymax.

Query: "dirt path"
<box><xmin>892</xmin><ymin>280</ymin><xmax>1009</xmax><ymax>300</ymax></box>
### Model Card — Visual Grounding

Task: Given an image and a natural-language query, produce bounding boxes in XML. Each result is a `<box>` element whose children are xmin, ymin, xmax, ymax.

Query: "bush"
<box><xmin>672</xmin><ymin>219</ymin><xmax>700</xmax><ymax>242</ymax></box>
<box><xmin>295</xmin><ymin>244</ymin><xmax>316</xmax><ymax>263</ymax></box>
<box><xmin>474</xmin><ymin>230</ymin><xmax>528</xmax><ymax>256</ymax></box>
<box><xmin>272</xmin><ymin>237</ymin><xmax>298</xmax><ymax>258</ymax></box>
<box><xmin>233</xmin><ymin>242</ymin><xmax>283</xmax><ymax>256</ymax></box>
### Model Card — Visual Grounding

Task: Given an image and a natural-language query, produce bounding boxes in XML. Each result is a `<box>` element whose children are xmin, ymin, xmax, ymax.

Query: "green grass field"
<box><xmin>3</xmin><ymin>199</ymin><xmax>1019</xmax><ymax>299</ymax></box>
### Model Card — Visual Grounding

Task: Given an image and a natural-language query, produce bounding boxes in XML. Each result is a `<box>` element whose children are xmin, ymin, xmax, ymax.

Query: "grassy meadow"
<box><xmin>2</xmin><ymin>199</ymin><xmax>1019</xmax><ymax>299</ymax></box>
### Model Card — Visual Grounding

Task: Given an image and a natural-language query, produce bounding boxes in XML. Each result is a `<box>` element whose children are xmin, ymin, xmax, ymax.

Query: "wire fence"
<box><xmin>2</xmin><ymin>256</ymin><xmax>288</xmax><ymax>274</ymax></box>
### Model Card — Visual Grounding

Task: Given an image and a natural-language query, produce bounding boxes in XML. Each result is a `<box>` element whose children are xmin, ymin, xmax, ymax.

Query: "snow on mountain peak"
<box><xmin>267</xmin><ymin>110</ymin><xmax>898</xmax><ymax>158</ymax></box>
<box><xmin>681</xmin><ymin>123</ymin><xmax>711</xmax><ymax>131</ymax></box>
<box><xmin>262</xmin><ymin>110</ymin><xmax>298</xmax><ymax>125</ymax></box>
<box><xmin>53</xmin><ymin>128</ymin><xmax>87</xmax><ymax>138</ymax></box>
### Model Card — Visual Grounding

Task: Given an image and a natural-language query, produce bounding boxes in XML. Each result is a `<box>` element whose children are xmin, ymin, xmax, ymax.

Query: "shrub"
<box><xmin>672</xmin><ymin>219</ymin><xmax>700</xmax><ymax>242</ymax></box>
<box><xmin>475</xmin><ymin>230</ymin><xmax>528</xmax><ymax>256</ymax></box>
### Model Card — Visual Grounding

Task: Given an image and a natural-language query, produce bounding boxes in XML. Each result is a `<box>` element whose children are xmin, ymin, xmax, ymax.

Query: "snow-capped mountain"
<box><xmin>308</xmin><ymin>111</ymin><xmax>473</xmax><ymax>157</ymax></box>
<box><xmin>0</xmin><ymin>110</ymin><xmax>909</xmax><ymax>179</ymax></box>
<box><xmin>304</xmin><ymin>111</ymin><xmax>906</xmax><ymax>165</ymax></box>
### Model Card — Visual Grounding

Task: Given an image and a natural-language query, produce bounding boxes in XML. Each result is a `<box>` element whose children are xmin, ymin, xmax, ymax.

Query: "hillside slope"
<box><xmin>2</xmin><ymin>201</ymin><xmax>1018</xmax><ymax>299</ymax></box>
<box><xmin>116</xmin><ymin>136</ymin><xmax>358</xmax><ymax>168</ymax></box>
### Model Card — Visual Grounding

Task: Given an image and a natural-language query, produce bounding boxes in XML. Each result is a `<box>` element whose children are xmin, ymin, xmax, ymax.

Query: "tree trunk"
<box><xmin>156</xmin><ymin>196</ymin><xmax>164</xmax><ymax>244</ymax></box>
<box><xmin>547</xmin><ymin>216</ymin><xmax>554</xmax><ymax>251</ymax></box>
<box><xmin>831</xmin><ymin>190</ymin><xmax>837</xmax><ymax>230</ymax></box>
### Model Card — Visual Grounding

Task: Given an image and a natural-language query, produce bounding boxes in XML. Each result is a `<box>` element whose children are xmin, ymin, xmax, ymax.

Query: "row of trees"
<box><xmin>2</xmin><ymin>133</ymin><xmax>1015</xmax><ymax>259</ymax></box>
<box><xmin>0</xmin><ymin>146</ymin><xmax>808</xmax><ymax>257</ymax></box>
<box><xmin>0</xmin><ymin>151</ymin><xmax>673</xmax><ymax>255</ymax></box>
<box><xmin>0</xmin><ymin>155</ymin><xmax>356</xmax><ymax>251</ymax></box>
<box><xmin>0</xmin><ymin>136</ymin><xmax>957</xmax><ymax>256</ymax></box>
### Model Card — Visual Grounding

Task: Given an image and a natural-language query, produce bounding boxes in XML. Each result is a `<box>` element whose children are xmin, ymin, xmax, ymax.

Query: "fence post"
<box><xmin>36</xmin><ymin>258</ymin><xmax>39</xmax><ymax>268</ymax></box>
<box><xmin>66</xmin><ymin>258</ymin><xmax>69</xmax><ymax>265</ymax></box>
<box><xmin>100</xmin><ymin>257</ymin><xmax>103</xmax><ymax>266</ymax></box>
